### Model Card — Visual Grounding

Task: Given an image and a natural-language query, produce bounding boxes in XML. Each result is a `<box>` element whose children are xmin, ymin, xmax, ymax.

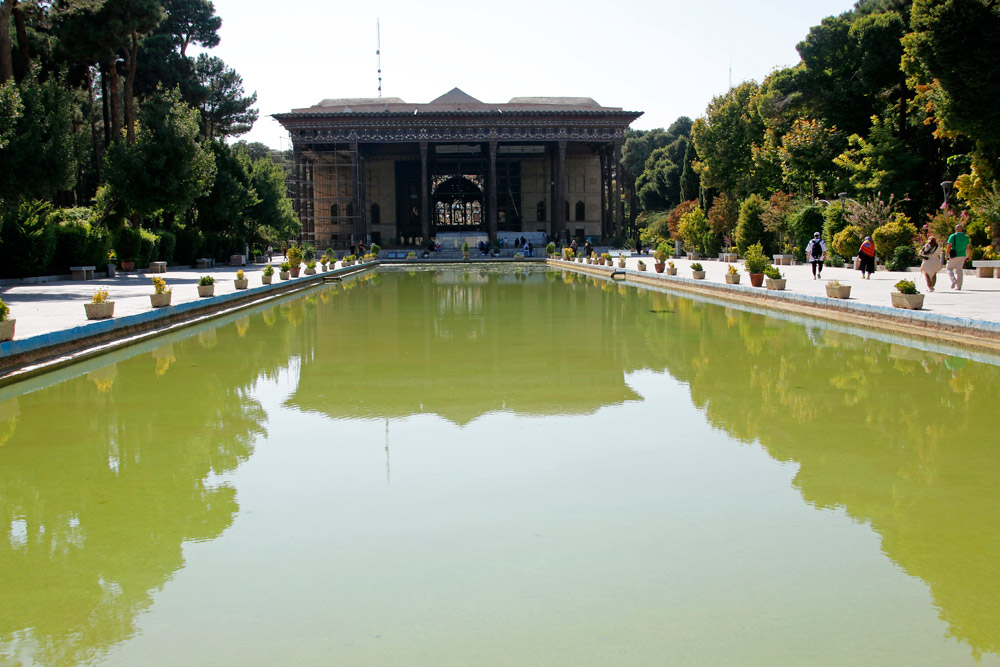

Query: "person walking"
<box><xmin>805</xmin><ymin>232</ymin><xmax>826</xmax><ymax>279</ymax></box>
<box><xmin>266</xmin><ymin>245</ymin><xmax>273</xmax><ymax>263</ymax></box>
<box><xmin>919</xmin><ymin>236</ymin><xmax>942</xmax><ymax>291</ymax></box>
<box><xmin>945</xmin><ymin>223</ymin><xmax>970</xmax><ymax>290</ymax></box>
<box><xmin>858</xmin><ymin>236</ymin><xmax>876</xmax><ymax>279</ymax></box>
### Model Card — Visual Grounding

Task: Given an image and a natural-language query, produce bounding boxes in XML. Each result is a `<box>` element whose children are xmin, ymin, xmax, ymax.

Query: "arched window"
<box><xmin>330</xmin><ymin>204</ymin><xmax>339</xmax><ymax>219</ymax></box>
<box><xmin>346</xmin><ymin>202</ymin><xmax>354</xmax><ymax>218</ymax></box>
<box><xmin>575</xmin><ymin>201</ymin><xmax>585</xmax><ymax>222</ymax></box>
<box><xmin>536</xmin><ymin>200</ymin><xmax>546</xmax><ymax>222</ymax></box>
<box><xmin>371</xmin><ymin>203</ymin><xmax>381</xmax><ymax>225</ymax></box>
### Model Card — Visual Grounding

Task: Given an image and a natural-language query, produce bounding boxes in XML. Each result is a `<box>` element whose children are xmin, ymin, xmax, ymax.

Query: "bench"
<box><xmin>195</xmin><ymin>258</ymin><xmax>212</xmax><ymax>269</ymax></box>
<box><xmin>229</xmin><ymin>254</ymin><xmax>246</xmax><ymax>266</ymax></box>
<box><xmin>773</xmin><ymin>254</ymin><xmax>795</xmax><ymax>266</ymax></box>
<box><xmin>149</xmin><ymin>261</ymin><xmax>167</xmax><ymax>273</ymax></box>
<box><xmin>719</xmin><ymin>252</ymin><xmax>738</xmax><ymax>262</ymax></box>
<box><xmin>972</xmin><ymin>260</ymin><xmax>1000</xmax><ymax>278</ymax></box>
<box><xmin>70</xmin><ymin>265</ymin><xmax>95</xmax><ymax>280</ymax></box>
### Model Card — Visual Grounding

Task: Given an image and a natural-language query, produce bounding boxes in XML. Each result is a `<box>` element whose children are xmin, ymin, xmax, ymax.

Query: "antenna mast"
<box><xmin>376</xmin><ymin>18</ymin><xmax>382</xmax><ymax>99</ymax></box>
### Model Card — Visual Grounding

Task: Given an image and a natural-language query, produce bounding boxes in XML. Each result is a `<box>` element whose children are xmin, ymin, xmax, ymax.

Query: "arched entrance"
<box><xmin>433</xmin><ymin>176</ymin><xmax>484</xmax><ymax>231</ymax></box>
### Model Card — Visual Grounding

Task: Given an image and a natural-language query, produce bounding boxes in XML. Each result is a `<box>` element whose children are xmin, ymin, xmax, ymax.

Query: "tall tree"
<box><xmin>692</xmin><ymin>82</ymin><xmax>764</xmax><ymax>200</ymax></box>
<box><xmin>194</xmin><ymin>54</ymin><xmax>256</xmax><ymax>140</ymax></box>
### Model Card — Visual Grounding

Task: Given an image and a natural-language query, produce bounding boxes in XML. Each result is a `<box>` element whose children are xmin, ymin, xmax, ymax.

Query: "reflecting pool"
<box><xmin>2</xmin><ymin>265</ymin><xmax>998</xmax><ymax>665</ymax></box>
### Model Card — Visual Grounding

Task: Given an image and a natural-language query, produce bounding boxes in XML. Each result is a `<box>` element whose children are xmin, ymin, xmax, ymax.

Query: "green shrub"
<box><xmin>678</xmin><ymin>207</ymin><xmax>708</xmax><ymax>254</ymax></box>
<box><xmin>370</xmin><ymin>243</ymin><xmax>381</xmax><ymax>256</ymax></box>
<box><xmin>279</xmin><ymin>261</ymin><xmax>291</xmax><ymax>272</ymax></box>
<box><xmin>0</xmin><ymin>298</ymin><xmax>9</xmax><ymax>321</ymax></box>
<box><xmin>174</xmin><ymin>226</ymin><xmax>204</xmax><ymax>265</ymax></box>
<box><xmin>763</xmin><ymin>265</ymin><xmax>783</xmax><ymax>279</ymax></box>
<box><xmin>832</xmin><ymin>225</ymin><xmax>864</xmax><ymax>259</ymax></box>
<box><xmin>263</xmin><ymin>264</ymin><xmax>274</xmax><ymax>276</ymax></box>
<box><xmin>198</xmin><ymin>275</ymin><xmax>215</xmax><ymax>286</ymax></box>
<box><xmin>114</xmin><ymin>225</ymin><xmax>143</xmax><ymax>262</ymax></box>
<box><xmin>702</xmin><ymin>231</ymin><xmax>723</xmax><ymax>257</ymax></box>
<box><xmin>735</xmin><ymin>194</ymin><xmax>768</xmax><ymax>253</ymax></box>
<box><xmin>545</xmin><ymin>242</ymin><xmax>556</xmax><ymax>255</ymax></box>
<box><xmin>823</xmin><ymin>200</ymin><xmax>849</xmax><ymax>245</ymax></box>
<box><xmin>51</xmin><ymin>221</ymin><xmax>90</xmax><ymax>271</ymax></box>
<box><xmin>137</xmin><ymin>228</ymin><xmax>159</xmax><ymax>268</ymax></box>
<box><xmin>690</xmin><ymin>262</ymin><xmax>704</xmax><ymax>271</ymax></box>
<box><xmin>743</xmin><ymin>242</ymin><xmax>769</xmax><ymax>274</ymax></box>
<box><xmin>158</xmin><ymin>230</ymin><xmax>177</xmax><ymax>264</ymax></box>
<box><xmin>302</xmin><ymin>242</ymin><xmax>316</xmax><ymax>262</ymax></box>
<box><xmin>872</xmin><ymin>220</ymin><xmax>915</xmax><ymax>261</ymax></box>
<box><xmin>894</xmin><ymin>279</ymin><xmax>917</xmax><ymax>294</ymax></box>
<box><xmin>0</xmin><ymin>200</ymin><xmax>57</xmax><ymax>278</ymax></box>
<box><xmin>886</xmin><ymin>245</ymin><xmax>919</xmax><ymax>271</ymax></box>
<box><xmin>654</xmin><ymin>243</ymin><xmax>670</xmax><ymax>263</ymax></box>
<box><xmin>792</xmin><ymin>205</ymin><xmax>826</xmax><ymax>252</ymax></box>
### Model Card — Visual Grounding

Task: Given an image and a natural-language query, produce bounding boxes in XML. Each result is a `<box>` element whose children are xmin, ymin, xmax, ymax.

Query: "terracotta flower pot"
<box><xmin>290</xmin><ymin>266</ymin><xmax>301</xmax><ymax>277</ymax></box>
<box><xmin>749</xmin><ymin>273</ymin><xmax>765</xmax><ymax>287</ymax></box>
<box><xmin>654</xmin><ymin>263</ymin><xmax>665</xmax><ymax>273</ymax></box>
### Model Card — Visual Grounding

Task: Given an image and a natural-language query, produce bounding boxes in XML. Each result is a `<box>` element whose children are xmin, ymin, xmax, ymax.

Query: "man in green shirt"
<box><xmin>946</xmin><ymin>223</ymin><xmax>971</xmax><ymax>290</ymax></box>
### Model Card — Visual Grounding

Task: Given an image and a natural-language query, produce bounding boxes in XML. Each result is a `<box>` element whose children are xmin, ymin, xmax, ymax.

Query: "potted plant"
<box><xmin>197</xmin><ymin>275</ymin><xmax>215</xmax><ymax>297</ymax></box>
<box><xmin>304</xmin><ymin>260</ymin><xmax>317</xmax><ymax>275</ymax></box>
<box><xmin>234</xmin><ymin>269</ymin><xmax>249</xmax><ymax>289</ymax></box>
<box><xmin>764</xmin><ymin>265</ymin><xmax>786</xmax><ymax>290</ymax></box>
<box><xmin>406</xmin><ymin>251</ymin><xmax>417</xmax><ymax>260</ymax></box>
<box><xmin>85</xmin><ymin>287</ymin><xmax>115</xmax><ymax>319</ymax></box>
<box><xmin>654</xmin><ymin>243</ymin><xmax>669</xmax><ymax>273</ymax></box>
<box><xmin>577</xmin><ymin>254</ymin><xmax>584</xmax><ymax>263</ymax></box>
<box><xmin>563</xmin><ymin>247</ymin><xmax>575</xmax><ymax>261</ymax></box>
<box><xmin>262</xmin><ymin>264</ymin><xmax>274</xmax><ymax>284</ymax></box>
<box><xmin>106</xmin><ymin>249</ymin><xmax>117</xmax><ymax>278</ymax></box>
<box><xmin>0</xmin><ymin>298</ymin><xmax>15</xmax><ymax>341</ymax></box>
<box><xmin>602</xmin><ymin>252</ymin><xmax>612</xmax><ymax>265</ymax></box>
<box><xmin>725</xmin><ymin>264</ymin><xmax>740</xmax><ymax>284</ymax></box>
<box><xmin>115</xmin><ymin>226</ymin><xmax>141</xmax><ymax>271</ymax></box>
<box><xmin>462</xmin><ymin>240</ymin><xmax>470</xmax><ymax>260</ymax></box>
<box><xmin>320</xmin><ymin>255</ymin><xmax>329</xmax><ymax>271</ymax></box>
<box><xmin>150</xmin><ymin>276</ymin><xmax>172</xmax><ymax>307</ymax></box>
<box><xmin>691</xmin><ymin>262</ymin><xmax>706</xmax><ymax>279</ymax></box>
<box><xmin>744</xmin><ymin>242</ymin><xmax>769</xmax><ymax>287</ymax></box>
<box><xmin>370</xmin><ymin>243</ymin><xmax>381</xmax><ymax>259</ymax></box>
<box><xmin>514</xmin><ymin>252</ymin><xmax>524</xmax><ymax>260</ymax></box>
<box><xmin>891</xmin><ymin>279</ymin><xmax>924</xmax><ymax>309</ymax></box>
<box><xmin>617</xmin><ymin>254</ymin><xmax>626</xmax><ymax>268</ymax></box>
<box><xmin>637</xmin><ymin>259</ymin><xmax>647</xmax><ymax>271</ymax></box>
<box><xmin>287</xmin><ymin>245</ymin><xmax>303</xmax><ymax>277</ymax></box>
<box><xmin>666</xmin><ymin>260</ymin><xmax>677</xmax><ymax>276</ymax></box>
<box><xmin>546</xmin><ymin>242</ymin><xmax>556</xmax><ymax>258</ymax></box>
<box><xmin>825</xmin><ymin>280</ymin><xmax>851</xmax><ymax>299</ymax></box>
<box><xmin>279</xmin><ymin>261</ymin><xmax>291</xmax><ymax>280</ymax></box>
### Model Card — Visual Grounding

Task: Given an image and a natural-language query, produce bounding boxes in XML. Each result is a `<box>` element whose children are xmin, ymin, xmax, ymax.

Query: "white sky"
<box><xmin>199</xmin><ymin>0</ymin><xmax>855</xmax><ymax>149</ymax></box>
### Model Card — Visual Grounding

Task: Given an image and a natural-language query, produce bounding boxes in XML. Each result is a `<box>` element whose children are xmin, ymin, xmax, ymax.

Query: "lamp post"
<box><xmin>940</xmin><ymin>181</ymin><xmax>953</xmax><ymax>209</ymax></box>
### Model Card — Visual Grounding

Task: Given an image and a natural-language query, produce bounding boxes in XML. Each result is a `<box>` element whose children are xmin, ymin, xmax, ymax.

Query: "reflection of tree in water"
<box><xmin>650</xmin><ymin>293</ymin><xmax>1000</xmax><ymax>659</ymax></box>
<box><xmin>0</xmin><ymin>308</ymin><xmax>298</xmax><ymax>666</ymax></box>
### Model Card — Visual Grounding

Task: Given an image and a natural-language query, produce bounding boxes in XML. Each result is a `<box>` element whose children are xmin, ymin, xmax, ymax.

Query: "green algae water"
<box><xmin>2</xmin><ymin>265</ymin><xmax>999</xmax><ymax>666</ymax></box>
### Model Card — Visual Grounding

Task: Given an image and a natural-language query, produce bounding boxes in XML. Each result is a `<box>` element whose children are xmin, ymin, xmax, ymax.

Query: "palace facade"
<box><xmin>273</xmin><ymin>88</ymin><xmax>642</xmax><ymax>247</ymax></box>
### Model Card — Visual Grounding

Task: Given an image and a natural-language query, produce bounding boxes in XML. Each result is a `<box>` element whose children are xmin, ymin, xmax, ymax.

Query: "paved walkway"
<box><xmin>0</xmin><ymin>256</ymin><xmax>998</xmax><ymax>342</ymax></box>
<box><xmin>586</xmin><ymin>255</ymin><xmax>1000</xmax><ymax>326</ymax></box>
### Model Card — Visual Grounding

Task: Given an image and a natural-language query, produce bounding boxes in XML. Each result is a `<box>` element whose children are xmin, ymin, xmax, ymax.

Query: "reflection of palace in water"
<box><xmin>2</xmin><ymin>267</ymin><xmax>999</xmax><ymax>662</ymax></box>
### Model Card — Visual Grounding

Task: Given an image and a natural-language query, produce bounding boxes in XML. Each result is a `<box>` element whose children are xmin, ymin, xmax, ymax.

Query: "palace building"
<box><xmin>273</xmin><ymin>88</ymin><xmax>642</xmax><ymax>247</ymax></box>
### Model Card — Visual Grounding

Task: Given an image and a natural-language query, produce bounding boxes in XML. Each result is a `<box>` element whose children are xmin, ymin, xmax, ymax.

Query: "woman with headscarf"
<box><xmin>858</xmin><ymin>236</ymin><xmax>876</xmax><ymax>280</ymax></box>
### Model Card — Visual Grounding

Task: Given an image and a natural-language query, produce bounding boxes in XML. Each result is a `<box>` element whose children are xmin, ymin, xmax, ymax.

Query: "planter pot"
<box><xmin>262</xmin><ymin>274</ymin><xmax>273</xmax><ymax>284</ymax></box>
<box><xmin>120</xmin><ymin>261</ymin><xmax>134</xmax><ymax>271</ymax></box>
<box><xmin>586</xmin><ymin>258</ymin><xmax>593</xmax><ymax>264</ymax></box>
<box><xmin>234</xmin><ymin>278</ymin><xmax>249</xmax><ymax>289</ymax></box>
<box><xmin>106</xmin><ymin>263</ymin><xmax>117</xmax><ymax>278</ymax></box>
<box><xmin>686</xmin><ymin>252</ymin><xmax>699</xmax><ymax>260</ymax></box>
<box><xmin>320</xmin><ymin>264</ymin><xmax>328</xmax><ymax>272</ymax></box>
<box><xmin>749</xmin><ymin>273</ymin><xmax>765</xmax><ymax>287</ymax></box>
<box><xmin>720</xmin><ymin>253</ymin><xmax>738</xmax><ymax>262</ymax></box>
<box><xmin>618</xmin><ymin>262</ymin><xmax>626</xmax><ymax>269</ymax></box>
<box><xmin>576</xmin><ymin>257</ymin><xmax>583</xmax><ymax>263</ymax></box>
<box><xmin>280</xmin><ymin>271</ymin><xmax>291</xmax><ymax>280</ymax></box>
<box><xmin>290</xmin><ymin>267</ymin><xmax>301</xmax><ymax>277</ymax></box>
<box><xmin>197</xmin><ymin>284</ymin><xmax>215</xmax><ymax>298</ymax></box>
<box><xmin>637</xmin><ymin>264</ymin><xmax>647</xmax><ymax>272</ymax></box>
<box><xmin>765</xmin><ymin>278</ymin><xmax>787</xmax><ymax>290</ymax></box>
<box><xmin>149</xmin><ymin>293</ymin><xmax>171</xmax><ymax>308</ymax></box>
<box><xmin>84</xmin><ymin>302</ymin><xmax>114</xmax><ymax>320</ymax></box>
<box><xmin>304</xmin><ymin>268</ymin><xmax>316</xmax><ymax>275</ymax></box>
<box><xmin>0</xmin><ymin>319</ymin><xmax>15</xmax><ymax>341</ymax></box>
<box><xmin>463</xmin><ymin>251</ymin><xmax>470</xmax><ymax>260</ymax></box>
<box><xmin>666</xmin><ymin>267</ymin><xmax>677</xmax><ymax>275</ymax></box>
<box><xmin>598</xmin><ymin>258</ymin><xmax>605</xmax><ymax>266</ymax></box>
<box><xmin>825</xmin><ymin>284</ymin><xmax>851</xmax><ymax>299</ymax></box>
<box><xmin>891</xmin><ymin>292</ymin><xmax>924</xmax><ymax>310</ymax></box>
<box><xmin>654</xmin><ymin>262</ymin><xmax>665</xmax><ymax>273</ymax></box>
<box><xmin>692</xmin><ymin>270</ymin><xmax>706</xmax><ymax>280</ymax></box>
<box><xmin>725</xmin><ymin>273</ymin><xmax>740</xmax><ymax>284</ymax></box>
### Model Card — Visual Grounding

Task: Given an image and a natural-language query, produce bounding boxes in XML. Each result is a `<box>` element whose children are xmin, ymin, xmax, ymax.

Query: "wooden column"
<box><xmin>613</xmin><ymin>140</ymin><xmax>624</xmax><ymax>239</ymax></box>
<box><xmin>352</xmin><ymin>143</ymin><xmax>364</xmax><ymax>241</ymax></box>
<box><xmin>555</xmin><ymin>140</ymin><xmax>567</xmax><ymax>241</ymax></box>
<box><xmin>420</xmin><ymin>141</ymin><xmax>430</xmax><ymax>241</ymax></box>
<box><xmin>599</xmin><ymin>148</ymin><xmax>608</xmax><ymax>240</ymax></box>
<box><xmin>488</xmin><ymin>140</ymin><xmax>498</xmax><ymax>242</ymax></box>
